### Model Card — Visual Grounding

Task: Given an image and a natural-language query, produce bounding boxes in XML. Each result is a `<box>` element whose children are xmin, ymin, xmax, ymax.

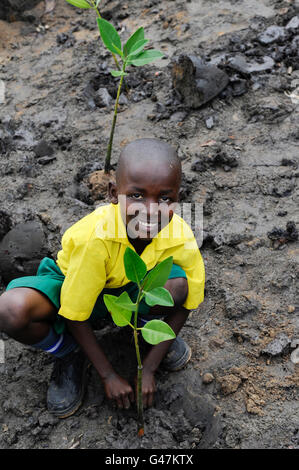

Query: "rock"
<box><xmin>191</xmin><ymin>147</ymin><xmax>238</xmax><ymax>172</ymax></box>
<box><xmin>290</xmin><ymin>347</ymin><xmax>299</xmax><ymax>364</ymax></box>
<box><xmin>224</xmin><ymin>291</ymin><xmax>260</xmax><ymax>319</ymax></box>
<box><xmin>285</xmin><ymin>16</ymin><xmax>299</xmax><ymax>31</ymax></box>
<box><xmin>205</xmin><ymin>117</ymin><xmax>214</xmax><ymax>129</ymax></box>
<box><xmin>218</xmin><ymin>374</ymin><xmax>241</xmax><ymax>395</ymax></box>
<box><xmin>37</xmin><ymin>156</ymin><xmax>56</xmax><ymax>165</ymax></box>
<box><xmin>267</xmin><ymin>221</ymin><xmax>298</xmax><ymax>248</ymax></box>
<box><xmin>246</xmin><ymin>96</ymin><xmax>294</xmax><ymax>124</ymax></box>
<box><xmin>0</xmin><ymin>221</ymin><xmax>49</xmax><ymax>284</ymax></box>
<box><xmin>56</xmin><ymin>33</ymin><xmax>75</xmax><ymax>48</ymax></box>
<box><xmin>227</xmin><ymin>54</ymin><xmax>275</xmax><ymax>75</ymax></box>
<box><xmin>0</xmin><ymin>211</ymin><xmax>12</xmax><ymax>241</ymax></box>
<box><xmin>171</xmin><ymin>54</ymin><xmax>229</xmax><ymax>108</ymax></box>
<box><xmin>95</xmin><ymin>88</ymin><xmax>113</xmax><ymax>108</ymax></box>
<box><xmin>291</xmin><ymin>35</ymin><xmax>299</xmax><ymax>55</ymax></box>
<box><xmin>33</xmin><ymin>140</ymin><xmax>54</xmax><ymax>158</ymax></box>
<box><xmin>202</xmin><ymin>373</ymin><xmax>214</xmax><ymax>384</ymax></box>
<box><xmin>0</xmin><ymin>0</ymin><xmax>41</xmax><ymax>21</ymax></box>
<box><xmin>261</xmin><ymin>333</ymin><xmax>291</xmax><ymax>357</ymax></box>
<box><xmin>257</xmin><ymin>26</ymin><xmax>288</xmax><ymax>45</ymax></box>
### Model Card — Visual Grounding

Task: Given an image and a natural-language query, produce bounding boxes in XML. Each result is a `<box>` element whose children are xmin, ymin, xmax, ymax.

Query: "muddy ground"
<box><xmin>0</xmin><ymin>0</ymin><xmax>298</xmax><ymax>450</ymax></box>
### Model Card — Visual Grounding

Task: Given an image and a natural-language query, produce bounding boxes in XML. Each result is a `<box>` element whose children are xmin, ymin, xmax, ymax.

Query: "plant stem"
<box><xmin>104</xmin><ymin>67</ymin><xmax>125</xmax><ymax>173</ymax></box>
<box><xmin>134</xmin><ymin>329</ymin><xmax>144</xmax><ymax>437</ymax></box>
<box><xmin>133</xmin><ymin>290</ymin><xmax>144</xmax><ymax>436</ymax></box>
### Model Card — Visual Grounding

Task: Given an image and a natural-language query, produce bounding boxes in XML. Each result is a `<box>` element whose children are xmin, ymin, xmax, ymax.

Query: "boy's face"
<box><xmin>110</xmin><ymin>158</ymin><xmax>181</xmax><ymax>240</ymax></box>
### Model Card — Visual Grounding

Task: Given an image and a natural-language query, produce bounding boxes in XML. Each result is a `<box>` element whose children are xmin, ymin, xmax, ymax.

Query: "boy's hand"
<box><xmin>135</xmin><ymin>368</ymin><xmax>156</xmax><ymax>408</ymax></box>
<box><xmin>103</xmin><ymin>372</ymin><xmax>134</xmax><ymax>409</ymax></box>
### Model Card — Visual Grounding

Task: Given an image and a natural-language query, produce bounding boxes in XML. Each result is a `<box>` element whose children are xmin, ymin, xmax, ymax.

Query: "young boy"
<box><xmin>0</xmin><ymin>138</ymin><xmax>205</xmax><ymax>417</ymax></box>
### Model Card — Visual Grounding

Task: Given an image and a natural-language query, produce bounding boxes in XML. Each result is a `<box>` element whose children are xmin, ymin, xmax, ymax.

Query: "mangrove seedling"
<box><xmin>97</xmin><ymin>19</ymin><xmax>164</xmax><ymax>173</ymax></box>
<box><xmin>103</xmin><ymin>247</ymin><xmax>176</xmax><ymax>437</ymax></box>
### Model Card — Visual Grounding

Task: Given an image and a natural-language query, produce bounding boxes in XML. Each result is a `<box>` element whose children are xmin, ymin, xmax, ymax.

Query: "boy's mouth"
<box><xmin>137</xmin><ymin>219</ymin><xmax>159</xmax><ymax>230</ymax></box>
<box><xmin>126</xmin><ymin>215</ymin><xmax>161</xmax><ymax>239</ymax></box>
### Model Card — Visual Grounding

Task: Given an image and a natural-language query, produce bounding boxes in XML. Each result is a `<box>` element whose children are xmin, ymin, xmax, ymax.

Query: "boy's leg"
<box><xmin>0</xmin><ymin>288</ymin><xmax>86</xmax><ymax>418</ymax></box>
<box><xmin>140</xmin><ymin>276</ymin><xmax>192</xmax><ymax>372</ymax></box>
<box><xmin>0</xmin><ymin>287</ymin><xmax>76</xmax><ymax>355</ymax></box>
<box><xmin>0</xmin><ymin>287</ymin><xmax>57</xmax><ymax>344</ymax></box>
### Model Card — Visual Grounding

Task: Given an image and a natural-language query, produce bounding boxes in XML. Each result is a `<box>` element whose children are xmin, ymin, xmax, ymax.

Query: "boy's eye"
<box><xmin>159</xmin><ymin>196</ymin><xmax>171</xmax><ymax>203</ymax></box>
<box><xmin>130</xmin><ymin>193</ymin><xmax>143</xmax><ymax>200</ymax></box>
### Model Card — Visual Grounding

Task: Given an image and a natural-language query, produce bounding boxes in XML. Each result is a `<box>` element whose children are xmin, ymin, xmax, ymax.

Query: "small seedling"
<box><xmin>103</xmin><ymin>247</ymin><xmax>176</xmax><ymax>437</ymax></box>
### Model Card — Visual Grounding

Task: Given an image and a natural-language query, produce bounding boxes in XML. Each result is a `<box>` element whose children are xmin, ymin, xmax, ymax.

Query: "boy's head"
<box><xmin>109</xmin><ymin>138</ymin><xmax>181</xmax><ymax>240</ymax></box>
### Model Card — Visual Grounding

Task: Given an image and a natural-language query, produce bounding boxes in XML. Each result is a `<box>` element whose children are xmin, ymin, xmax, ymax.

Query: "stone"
<box><xmin>267</xmin><ymin>221</ymin><xmax>298</xmax><ymax>248</ymax></box>
<box><xmin>227</xmin><ymin>54</ymin><xmax>275</xmax><ymax>75</ymax></box>
<box><xmin>202</xmin><ymin>373</ymin><xmax>214</xmax><ymax>384</ymax></box>
<box><xmin>261</xmin><ymin>333</ymin><xmax>291</xmax><ymax>357</ymax></box>
<box><xmin>95</xmin><ymin>88</ymin><xmax>113</xmax><ymax>108</ymax></box>
<box><xmin>0</xmin><ymin>0</ymin><xmax>42</xmax><ymax>21</ymax></box>
<box><xmin>257</xmin><ymin>26</ymin><xmax>288</xmax><ymax>45</ymax></box>
<box><xmin>285</xmin><ymin>16</ymin><xmax>299</xmax><ymax>31</ymax></box>
<box><xmin>171</xmin><ymin>54</ymin><xmax>229</xmax><ymax>109</ymax></box>
<box><xmin>33</xmin><ymin>140</ymin><xmax>54</xmax><ymax>158</ymax></box>
<box><xmin>224</xmin><ymin>291</ymin><xmax>260</xmax><ymax>319</ymax></box>
<box><xmin>0</xmin><ymin>221</ymin><xmax>49</xmax><ymax>284</ymax></box>
<box><xmin>290</xmin><ymin>347</ymin><xmax>299</xmax><ymax>364</ymax></box>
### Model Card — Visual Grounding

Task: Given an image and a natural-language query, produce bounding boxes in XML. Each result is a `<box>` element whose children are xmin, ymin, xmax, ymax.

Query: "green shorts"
<box><xmin>6</xmin><ymin>257</ymin><xmax>187</xmax><ymax>334</ymax></box>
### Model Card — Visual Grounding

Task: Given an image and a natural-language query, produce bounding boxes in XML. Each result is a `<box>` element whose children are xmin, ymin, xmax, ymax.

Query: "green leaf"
<box><xmin>123</xmin><ymin>27</ymin><xmax>145</xmax><ymax>57</ymax></box>
<box><xmin>97</xmin><ymin>18</ymin><xmax>122</xmax><ymax>56</ymax></box>
<box><xmin>144</xmin><ymin>287</ymin><xmax>174</xmax><ymax>307</ymax></box>
<box><xmin>141</xmin><ymin>320</ymin><xmax>176</xmax><ymax>345</ymax></box>
<box><xmin>115</xmin><ymin>292</ymin><xmax>137</xmax><ymax>312</ymax></box>
<box><xmin>127</xmin><ymin>39</ymin><xmax>149</xmax><ymax>59</ymax></box>
<box><xmin>142</xmin><ymin>256</ymin><xmax>173</xmax><ymax>292</ymax></box>
<box><xmin>103</xmin><ymin>294</ymin><xmax>132</xmax><ymax>327</ymax></box>
<box><xmin>110</xmin><ymin>70</ymin><xmax>128</xmax><ymax>77</ymax></box>
<box><xmin>65</xmin><ymin>0</ymin><xmax>92</xmax><ymax>8</ymax></box>
<box><xmin>128</xmin><ymin>49</ymin><xmax>164</xmax><ymax>66</ymax></box>
<box><xmin>124</xmin><ymin>247</ymin><xmax>147</xmax><ymax>285</ymax></box>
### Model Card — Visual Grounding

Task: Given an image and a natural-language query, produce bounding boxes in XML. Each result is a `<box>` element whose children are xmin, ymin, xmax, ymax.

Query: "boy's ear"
<box><xmin>108</xmin><ymin>181</ymin><xmax>118</xmax><ymax>204</ymax></box>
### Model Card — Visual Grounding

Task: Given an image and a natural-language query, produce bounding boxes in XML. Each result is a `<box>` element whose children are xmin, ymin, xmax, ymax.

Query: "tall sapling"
<box><xmin>97</xmin><ymin>20</ymin><xmax>164</xmax><ymax>173</ymax></box>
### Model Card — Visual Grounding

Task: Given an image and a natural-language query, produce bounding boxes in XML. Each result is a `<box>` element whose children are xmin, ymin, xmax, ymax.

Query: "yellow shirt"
<box><xmin>56</xmin><ymin>203</ymin><xmax>205</xmax><ymax>321</ymax></box>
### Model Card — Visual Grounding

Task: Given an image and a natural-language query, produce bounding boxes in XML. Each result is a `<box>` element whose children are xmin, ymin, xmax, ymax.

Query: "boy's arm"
<box><xmin>66</xmin><ymin>319</ymin><xmax>134</xmax><ymax>409</ymax></box>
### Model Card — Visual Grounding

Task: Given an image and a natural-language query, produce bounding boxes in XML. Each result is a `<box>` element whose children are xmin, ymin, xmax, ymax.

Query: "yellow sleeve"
<box><xmin>58</xmin><ymin>236</ymin><xmax>109</xmax><ymax>321</ymax></box>
<box><xmin>173</xmin><ymin>239</ymin><xmax>205</xmax><ymax>310</ymax></box>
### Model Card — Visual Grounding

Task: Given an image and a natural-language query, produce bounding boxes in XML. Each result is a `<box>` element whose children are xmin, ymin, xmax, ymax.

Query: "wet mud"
<box><xmin>0</xmin><ymin>0</ymin><xmax>298</xmax><ymax>449</ymax></box>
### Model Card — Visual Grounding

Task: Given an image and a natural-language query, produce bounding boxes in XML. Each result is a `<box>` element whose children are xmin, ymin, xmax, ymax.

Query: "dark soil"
<box><xmin>0</xmin><ymin>0</ymin><xmax>298</xmax><ymax>449</ymax></box>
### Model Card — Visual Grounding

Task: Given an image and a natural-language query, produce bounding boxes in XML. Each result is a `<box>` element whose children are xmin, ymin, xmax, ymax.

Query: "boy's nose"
<box><xmin>142</xmin><ymin>202</ymin><xmax>159</xmax><ymax>220</ymax></box>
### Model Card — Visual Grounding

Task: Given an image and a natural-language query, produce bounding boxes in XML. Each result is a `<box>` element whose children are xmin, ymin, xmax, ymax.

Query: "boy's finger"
<box><xmin>116</xmin><ymin>397</ymin><xmax>124</xmax><ymax>409</ymax></box>
<box><xmin>129</xmin><ymin>390</ymin><xmax>135</xmax><ymax>403</ymax></box>
<box><xmin>122</xmin><ymin>395</ymin><xmax>131</xmax><ymax>409</ymax></box>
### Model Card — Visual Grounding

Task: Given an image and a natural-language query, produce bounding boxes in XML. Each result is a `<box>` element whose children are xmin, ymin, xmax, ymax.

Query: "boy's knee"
<box><xmin>0</xmin><ymin>292</ymin><xmax>31</xmax><ymax>333</ymax></box>
<box><xmin>165</xmin><ymin>277</ymin><xmax>188</xmax><ymax>306</ymax></box>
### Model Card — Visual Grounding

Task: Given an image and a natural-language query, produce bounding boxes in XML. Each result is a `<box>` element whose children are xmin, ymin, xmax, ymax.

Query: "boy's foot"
<box><xmin>47</xmin><ymin>348</ymin><xmax>89</xmax><ymax>418</ymax></box>
<box><xmin>161</xmin><ymin>336</ymin><xmax>192</xmax><ymax>371</ymax></box>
